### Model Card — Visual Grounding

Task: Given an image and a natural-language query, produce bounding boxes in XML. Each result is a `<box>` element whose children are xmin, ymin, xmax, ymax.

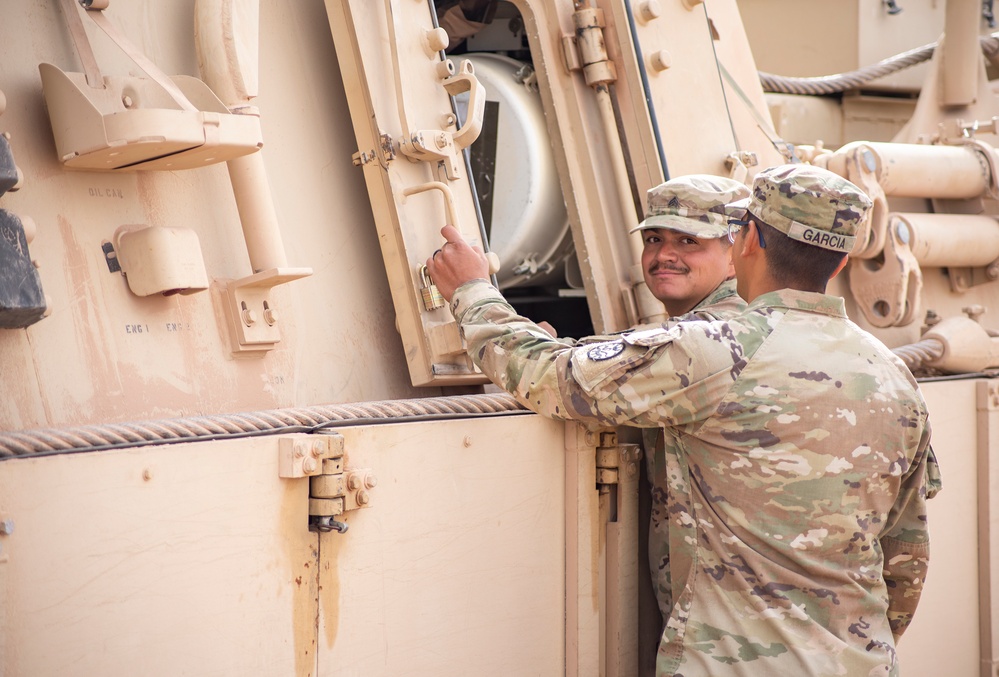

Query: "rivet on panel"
<box><xmin>639</xmin><ymin>0</ymin><xmax>661</xmax><ymax>21</ymax></box>
<box><xmin>142</xmin><ymin>468</ymin><xmax>153</xmax><ymax>481</ymax></box>
<box><xmin>364</xmin><ymin>474</ymin><xmax>378</xmax><ymax>489</ymax></box>
<box><xmin>356</xmin><ymin>490</ymin><xmax>370</xmax><ymax>506</ymax></box>
<box><xmin>650</xmin><ymin>50</ymin><xmax>672</xmax><ymax>72</ymax></box>
<box><xmin>463</xmin><ymin>435</ymin><xmax>472</xmax><ymax>448</ymax></box>
<box><xmin>347</xmin><ymin>474</ymin><xmax>362</xmax><ymax>491</ymax></box>
<box><xmin>426</xmin><ymin>27</ymin><xmax>449</xmax><ymax>54</ymax></box>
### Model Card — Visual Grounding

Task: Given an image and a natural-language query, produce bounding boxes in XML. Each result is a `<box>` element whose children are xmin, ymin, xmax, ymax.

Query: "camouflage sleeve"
<box><xmin>880</xmin><ymin>419</ymin><xmax>934</xmax><ymax>641</ymax></box>
<box><xmin>450</xmin><ymin>280</ymin><xmax>733</xmax><ymax>428</ymax></box>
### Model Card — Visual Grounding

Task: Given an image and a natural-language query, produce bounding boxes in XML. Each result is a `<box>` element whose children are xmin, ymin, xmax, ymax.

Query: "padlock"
<box><xmin>419</xmin><ymin>265</ymin><xmax>445</xmax><ymax>310</ymax></box>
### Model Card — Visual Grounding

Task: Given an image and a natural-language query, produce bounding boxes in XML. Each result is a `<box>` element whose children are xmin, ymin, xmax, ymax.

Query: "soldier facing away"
<box><xmin>426</xmin><ymin>163</ymin><xmax>934</xmax><ymax>676</ymax></box>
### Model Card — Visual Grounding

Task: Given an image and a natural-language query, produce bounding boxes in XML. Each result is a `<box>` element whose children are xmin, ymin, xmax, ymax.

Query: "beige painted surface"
<box><xmin>0</xmin><ymin>1</ymin><xmax>427</xmax><ymax>432</ymax></box>
<box><xmin>315</xmin><ymin>414</ymin><xmax>566</xmax><ymax>676</ymax></box>
<box><xmin>739</xmin><ymin>0</ymin><xmax>946</xmax><ymax>91</ymax></box>
<box><xmin>0</xmin><ymin>436</ymin><xmax>319</xmax><ymax>677</ymax></box>
<box><xmin>0</xmin><ymin>413</ymin><xmax>569</xmax><ymax>676</ymax></box>
<box><xmin>897</xmin><ymin>379</ymin><xmax>982</xmax><ymax>676</ymax></box>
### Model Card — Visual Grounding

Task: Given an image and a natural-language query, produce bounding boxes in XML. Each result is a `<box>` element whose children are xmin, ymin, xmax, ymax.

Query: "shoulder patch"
<box><xmin>623</xmin><ymin>327</ymin><xmax>678</xmax><ymax>347</ymax></box>
<box><xmin>587</xmin><ymin>341</ymin><xmax>625</xmax><ymax>361</ymax></box>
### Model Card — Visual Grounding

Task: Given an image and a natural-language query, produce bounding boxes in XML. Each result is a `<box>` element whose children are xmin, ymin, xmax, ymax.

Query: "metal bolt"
<box><xmin>310</xmin><ymin>441</ymin><xmax>325</xmax><ymax>458</ymax></box>
<box><xmin>303</xmin><ymin>457</ymin><xmax>318</xmax><ymax>474</ymax></box>
<box><xmin>650</xmin><ymin>50</ymin><xmax>672</xmax><ymax>72</ymax></box>
<box><xmin>122</xmin><ymin>95</ymin><xmax>134</xmax><ymax>108</ymax></box>
<box><xmin>241</xmin><ymin>308</ymin><xmax>257</xmax><ymax>326</ymax></box>
<box><xmin>639</xmin><ymin>0</ymin><xmax>661</xmax><ymax>20</ymax></box>
<box><xmin>0</xmin><ymin>519</ymin><xmax>13</xmax><ymax>535</ymax></box>
<box><xmin>142</xmin><ymin>468</ymin><xmax>153</xmax><ymax>481</ymax></box>
<box><xmin>895</xmin><ymin>221</ymin><xmax>910</xmax><ymax>245</ymax></box>
<box><xmin>963</xmin><ymin>304</ymin><xmax>986</xmax><ymax>322</ymax></box>
<box><xmin>356</xmin><ymin>490</ymin><xmax>370</xmax><ymax>506</ymax></box>
<box><xmin>347</xmin><ymin>474</ymin><xmax>361</xmax><ymax>491</ymax></box>
<box><xmin>462</xmin><ymin>435</ymin><xmax>472</xmax><ymax>448</ymax></box>
<box><xmin>426</xmin><ymin>27</ymin><xmax>449</xmax><ymax>53</ymax></box>
<box><xmin>862</xmin><ymin>148</ymin><xmax>877</xmax><ymax>173</ymax></box>
<box><xmin>436</xmin><ymin>60</ymin><xmax>456</xmax><ymax>80</ymax></box>
<box><xmin>263</xmin><ymin>306</ymin><xmax>278</xmax><ymax>326</ymax></box>
<box><xmin>435</xmin><ymin>133</ymin><xmax>448</xmax><ymax>149</ymax></box>
<box><xmin>364</xmin><ymin>474</ymin><xmax>378</xmax><ymax>489</ymax></box>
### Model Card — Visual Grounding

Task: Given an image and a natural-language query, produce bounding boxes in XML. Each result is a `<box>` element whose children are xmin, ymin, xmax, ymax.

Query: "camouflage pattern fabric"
<box><xmin>450</xmin><ymin>279</ymin><xmax>933</xmax><ymax>677</ymax></box>
<box><xmin>555</xmin><ymin>279</ymin><xmax>748</xmax><ymax>622</ymax></box>
<box><xmin>736</xmin><ymin>164</ymin><xmax>873</xmax><ymax>253</ymax></box>
<box><xmin>643</xmin><ymin>279</ymin><xmax>747</xmax><ymax>622</ymax></box>
<box><xmin>632</xmin><ymin>175</ymin><xmax>751</xmax><ymax>239</ymax></box>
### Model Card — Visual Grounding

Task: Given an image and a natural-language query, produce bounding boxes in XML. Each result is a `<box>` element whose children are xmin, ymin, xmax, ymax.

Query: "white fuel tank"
<box><xmin>457</xmin><ymin>53</ymin><xmax>573</xmax><ymax>289</ymax></box>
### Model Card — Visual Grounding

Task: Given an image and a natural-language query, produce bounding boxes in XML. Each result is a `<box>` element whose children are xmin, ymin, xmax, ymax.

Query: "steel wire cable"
<box><xmin>0</xmin><ymin>392</ymin><xmax>529</xmax><ymax>458</ymax></box>
<box><xmin>892</xmin><ymin>337</ymin><xmax>945</xmax><ymax>372</ymax></box>
<box><xmin>761</xmin><ymin>35</ymin><xmax>999</xmax><ymax>95</ymax></box>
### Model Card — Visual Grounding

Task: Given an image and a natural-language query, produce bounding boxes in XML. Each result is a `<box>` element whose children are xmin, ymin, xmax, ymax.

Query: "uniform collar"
<box><xmin>747</xmin><ymin>288</ymin><xmax>847</xmax><ymax>318</ymax></box>
<box><xmin>690</xmin><ymin>278</ymin><xmax>740</xmax><ymax>312</ymax></box>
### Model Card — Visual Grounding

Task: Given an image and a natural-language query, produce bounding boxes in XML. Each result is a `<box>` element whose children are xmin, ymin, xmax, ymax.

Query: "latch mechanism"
<box><xmin>278</xmin><ymin>432</ymin><xmax>375</xmax><ymax>534</ymax></box>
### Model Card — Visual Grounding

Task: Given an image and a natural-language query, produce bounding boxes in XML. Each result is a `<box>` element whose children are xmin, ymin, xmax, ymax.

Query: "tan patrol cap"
<box><xmin>630</xmin><ymin>175</ymin><xmax>750</xmax><ymax>239</ymax></box>
<box><xmin>734</xmin><ymin>164</ymin><xmax>873</xmax><ymax>253</ymax></box>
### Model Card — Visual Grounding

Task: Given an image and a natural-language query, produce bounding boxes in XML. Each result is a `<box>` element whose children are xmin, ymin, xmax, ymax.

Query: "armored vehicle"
<box><xmin>1</xmin><ymin>1</ymin><xmax>997</xmax><ymax>675</ymax></box>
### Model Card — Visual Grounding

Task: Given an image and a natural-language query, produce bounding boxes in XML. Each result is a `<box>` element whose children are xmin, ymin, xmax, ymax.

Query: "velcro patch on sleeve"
<box><xmin>570</xmin><ymin>328</ymin><xmax>677</xmax><ymax>394</ymax></box>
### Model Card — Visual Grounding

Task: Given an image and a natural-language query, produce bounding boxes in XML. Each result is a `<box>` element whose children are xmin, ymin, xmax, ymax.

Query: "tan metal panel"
<box><xmin>0</xmin><ymin>437</ymin><xmax>319</xmax><ymax>677</ymax></box>
<box><xmin>897</xmin><ymin>379</ymin><xmax>981</xmax><ymax>676</ymax></box>
<box><xmin>317</xmin><ymin>414</ymin><xmax>566</xmax><ymax>675</ymax></box>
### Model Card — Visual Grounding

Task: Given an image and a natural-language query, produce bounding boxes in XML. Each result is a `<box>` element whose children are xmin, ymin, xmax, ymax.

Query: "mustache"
<box><xmin>649</xmin><ymin>262</ymin><xmax>689</xmax><ymax>274</ymax></box>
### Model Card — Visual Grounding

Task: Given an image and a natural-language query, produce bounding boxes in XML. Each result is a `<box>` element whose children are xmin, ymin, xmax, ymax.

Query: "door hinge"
<box><xmin>592</xmin><ymin>430</ymin><xmax>641</xmax><ymax>493</ymax></box>
<box><xmin>277</xmin><ymin>432</ymin><xmax>376</xmax><ymax>534</ymax></box>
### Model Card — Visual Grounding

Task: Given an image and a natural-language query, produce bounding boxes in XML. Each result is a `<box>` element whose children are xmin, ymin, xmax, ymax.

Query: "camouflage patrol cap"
<box><xmin>736</xmin><ymin>164</ymin><xmax>872</xmax><ymax>253</ymax></box>
<box><xmin>630</xmin><ymin>175</ymin><xmax>750</xmax><ymax>238</ymax></box>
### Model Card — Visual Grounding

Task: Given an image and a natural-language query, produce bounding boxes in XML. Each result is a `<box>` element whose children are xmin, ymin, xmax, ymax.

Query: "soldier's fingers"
<box><xmin>440</xmin><ymin>224</ymin><xmax>465</xmax><ymax>246</ymax></box>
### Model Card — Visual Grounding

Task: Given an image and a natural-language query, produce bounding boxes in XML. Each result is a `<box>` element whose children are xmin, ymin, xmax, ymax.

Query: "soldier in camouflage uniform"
<box><xmin>629</xmin><ymin>175</ymin><xmax>751</xmax><ymax>627</ymax></box>
<box><xmin>426</xmin><ymin>164</ymin><xmax>933</xmax><ymax>676</ymax></box>
<box><xmin>548</xmin><ymin>175</ymin><xmax>753</xmax><ymax>625</ymax></box>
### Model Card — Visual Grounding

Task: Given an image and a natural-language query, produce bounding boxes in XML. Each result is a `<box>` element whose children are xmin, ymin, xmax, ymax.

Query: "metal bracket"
<box><xmin>848</xmin><ymin>215</ymin><xmax>923</xmax><ymax>328</ymax></box>
<box><xmin>221</xmin><ymin>267</ymin><xmax>312</xmax><ymax>355</ymax></box>
<box><xmin>398</xmin><ymin>60</ymin><xmax>485</xmax><ymax>179</ymax></box>
<box><xmin>294</xmin><ymin>431</ymin><xmax>376</xmax><ymax>534</ymax></box>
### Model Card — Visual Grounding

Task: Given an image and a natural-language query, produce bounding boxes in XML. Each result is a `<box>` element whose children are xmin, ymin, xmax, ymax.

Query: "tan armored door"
<box><xmin>323</xmin><ymin>0</ymin><xmax>495</xmax><ymax>389</ymax></box>
<box><xmin>309</xmin><ymin>414</ymin><xmax>568</xmax><ymax>676</ymax></box>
